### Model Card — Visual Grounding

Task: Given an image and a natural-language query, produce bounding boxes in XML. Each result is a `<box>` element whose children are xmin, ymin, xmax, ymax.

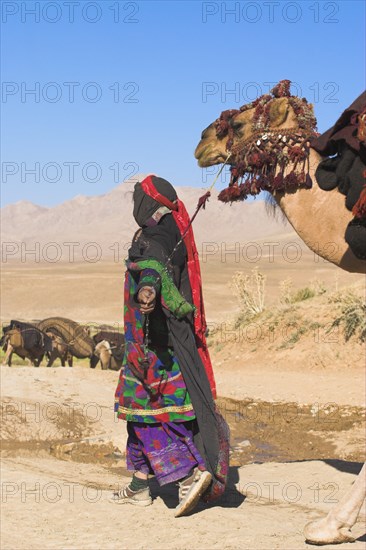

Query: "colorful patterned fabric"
<box><xmin>116</xmin><ymin>347</ymin><xmax>195</xmax><ymax>423</ymax></box>
<box><xmin>126</xmin><ymin>421</ymin><xmax>205</xmax><ymax>486</ymax></box>
<box><xmin>140</xmin><ymin>175</ymin><xmax>217</xmax><ymax>398</ymax></box>
<box><xmin>114</xmin><ymin>261</ymin><xmax>196</xmax><ymax>423</ymax></box>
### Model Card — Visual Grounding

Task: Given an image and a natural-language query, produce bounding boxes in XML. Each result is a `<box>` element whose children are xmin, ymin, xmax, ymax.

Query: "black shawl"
<box><xmin>128</xmin><ymin>219</ymin><xmax>228</xmax><ymax>500</ymax></box>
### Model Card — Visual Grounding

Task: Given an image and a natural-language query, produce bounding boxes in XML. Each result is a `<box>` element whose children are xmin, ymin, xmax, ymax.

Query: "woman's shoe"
<box><xmin>109</xmin><ymin>484</ymin><xmax>152</xmax><ymax>506</ymax></box>
<box><xmin>174</xmin><ymin>468</ymin><xmax>212</xmax><ymax>517</ymax></box>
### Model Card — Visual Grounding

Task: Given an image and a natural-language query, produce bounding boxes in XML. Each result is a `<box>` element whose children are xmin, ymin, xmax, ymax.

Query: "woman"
<box><xmin>112</xmin><ymin>175</ymin><xmax>229</xmax><ymax>517</ymax></box>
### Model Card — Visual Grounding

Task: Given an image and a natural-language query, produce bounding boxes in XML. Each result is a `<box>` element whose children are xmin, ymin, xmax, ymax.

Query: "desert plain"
<box><xmin>1</xmin><ymin>184</ymin><xmax>365</xmax><ymax>549</ymax></box>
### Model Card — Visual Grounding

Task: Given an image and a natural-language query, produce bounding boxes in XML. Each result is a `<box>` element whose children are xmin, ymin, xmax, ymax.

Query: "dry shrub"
<box><xmin>279</xmin><ymin>277</ymin><xmax>293</xmax><ymax>304</ymax></box>
<box><xmin>230</xmin><ymin>267</ymin><xmax>266</xmax><ymax>318</ymax></box>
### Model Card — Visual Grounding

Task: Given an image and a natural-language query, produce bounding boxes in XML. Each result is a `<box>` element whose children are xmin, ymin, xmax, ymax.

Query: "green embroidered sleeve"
<box><xmin>127</xmin><ymin>259</ymin><xmax>195</xmax><ymax>319</ymax></box>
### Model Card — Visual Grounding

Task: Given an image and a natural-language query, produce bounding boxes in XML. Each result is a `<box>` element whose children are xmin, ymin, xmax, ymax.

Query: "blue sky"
<box><xmin>1</xmin><ymin>0</ymin><xmax>365</xmax><ymax>206</ymax></box>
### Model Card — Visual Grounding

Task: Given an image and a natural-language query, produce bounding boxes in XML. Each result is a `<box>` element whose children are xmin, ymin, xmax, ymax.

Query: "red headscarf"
<box><xmin>140</xmin><ymin>175</ymin><xmax>216</xmax><ymax>398</ymax></box>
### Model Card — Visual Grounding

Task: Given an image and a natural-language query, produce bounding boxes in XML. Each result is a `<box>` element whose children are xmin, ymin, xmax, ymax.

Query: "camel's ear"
<box><xmin>269</xmin><ymin>97</ymin><xmax>289</xmax><ymax>127</ymax></box>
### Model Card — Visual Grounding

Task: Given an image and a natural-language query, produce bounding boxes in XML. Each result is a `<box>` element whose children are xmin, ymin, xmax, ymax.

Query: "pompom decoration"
<box><xmin>215</xmin><ymin>80</ymin><xmax>318</xmax><ymax>202</ymax></box>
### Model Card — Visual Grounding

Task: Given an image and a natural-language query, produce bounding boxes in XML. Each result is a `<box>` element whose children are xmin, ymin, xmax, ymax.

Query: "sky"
<box><xmin>1</xmin><ymin>0</ymin><xmax>365</xmax><ymax>206</ymax></box>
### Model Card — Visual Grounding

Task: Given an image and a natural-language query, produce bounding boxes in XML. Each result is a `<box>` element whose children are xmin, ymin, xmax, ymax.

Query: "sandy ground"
<box><xmin>1</xmin><ymin>247</ymin><xmax>363</xmax><ymax>324</ymax></box>
<box><xmin>1</xmin><ymin>254</ymin><xmax>365</xmax><ymax>549</ymax></box>
<box><xmin>2</xmin><ymin>455</ymin><xmax>365</xmax><ymax>550</ymax></box>
<box><xmin>1</xmin><ymin>365</ymin><xmax>365</xmax><ymax>550</ymax></box>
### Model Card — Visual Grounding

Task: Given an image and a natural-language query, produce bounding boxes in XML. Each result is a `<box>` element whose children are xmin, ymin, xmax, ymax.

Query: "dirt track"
<box><xmin>1</xmin><ymin>365</ymin><xmax>365</xmax><ymax>550</ymax></box>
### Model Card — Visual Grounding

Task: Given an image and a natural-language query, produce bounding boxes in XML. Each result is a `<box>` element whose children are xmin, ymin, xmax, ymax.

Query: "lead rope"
<box><xmin>165</xmin><ymin>151</ymin><xmax>232</xmax><ymax>267</ymax></box>
<box><xmin>142</xmin><ymin>152</ymin><xmax>231</xmax><ymax>361</ymax></box>
<box><xmin>142</xmin><ymin>315</ymin><xmax>150</xmax><ymax>379</ymax></box>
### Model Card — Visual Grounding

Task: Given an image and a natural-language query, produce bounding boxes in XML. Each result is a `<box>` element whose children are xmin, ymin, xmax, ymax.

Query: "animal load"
<box><xmin>37</xmin><ymin>317</ymin><xmax>94</xmax><ymax>359</ymax></box>
<box><xmin>311</xmin><ymin>90</ymin><xmax>366</xmax><ymax>260</ymax></box>
<box><xmin>4</xmin><ymin>320</ymin><xmax>52</xmax><ymax>351</ymax></box>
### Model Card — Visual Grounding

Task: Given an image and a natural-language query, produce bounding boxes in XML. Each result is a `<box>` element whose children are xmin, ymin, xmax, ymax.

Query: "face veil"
<box><xmin>133</xmin><ymin>177</ymin><xmax>178</xmax><ymax>228</ymax></box>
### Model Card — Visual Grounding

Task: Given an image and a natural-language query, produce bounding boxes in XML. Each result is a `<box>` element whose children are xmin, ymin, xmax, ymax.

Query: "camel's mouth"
<box><xmin>194</xmin><ymin>141</ymin><xmax>229</xmax><ymax>168</ymax></box>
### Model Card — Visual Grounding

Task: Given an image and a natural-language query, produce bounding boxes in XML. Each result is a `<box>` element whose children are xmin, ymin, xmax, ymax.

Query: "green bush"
<box><xmin>280</xmin><ymin>277</ymin><xmax>326</xmax><ymax>304</ymax></box>
<box><xmin>330</xmin><ymin>293</ymin><xmax>366</xmax><ymax>342</ymax></box>
<box><xmin>291</xmin><ymin>287</ymin><xmax>316</xmax><ymax>302</ymax></box>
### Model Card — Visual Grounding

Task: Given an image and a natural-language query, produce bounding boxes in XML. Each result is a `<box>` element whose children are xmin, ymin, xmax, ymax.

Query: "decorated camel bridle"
<box><xmin>214</xmin><ymin>80</ymin><xmax>319</xmax><ymax>202</ymax></box>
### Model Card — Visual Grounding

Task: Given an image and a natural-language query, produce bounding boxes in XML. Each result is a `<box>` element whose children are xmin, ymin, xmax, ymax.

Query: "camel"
<box><xmin>45</xmin><ymin>332</ymin><xmax>73</xmax><ymax>367</ymax></box>
<box><xmin>91</xmin><ymin>340</ymin><xmax>123</xmax><ymax>370</ymax></box>
<box><xmin>90</xmin><ymin>331</ymin><xmax>125</xmax><ymax>370</ymax></box>
<box><xmin>195</xmin><ymin>84</ymin><xmax>366</xmax><ymax>274</ymax></box>
<box><xmin>194</xmin><ymin>81</ymin><xmax>366</xmax><ymax>544</ymax></box>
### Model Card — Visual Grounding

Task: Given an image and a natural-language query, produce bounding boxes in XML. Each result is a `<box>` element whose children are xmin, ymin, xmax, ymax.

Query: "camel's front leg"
<box><xmin>304</xmin><ymin>463</ymin><xmax>366</xmax><ymax>545</ymax></box>
<box><xmin>46</xmin><ymin>349</ymin><xmax>57</xmax><ymax>368</ymax></box>
<box><xmin>2</xmin><ymin>343</ymin><xmax>13</xmax><ymax>366</ymax></box>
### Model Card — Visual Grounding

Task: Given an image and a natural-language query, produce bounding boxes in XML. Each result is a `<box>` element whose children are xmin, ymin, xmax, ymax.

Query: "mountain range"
<box><xmin>1</xmin><ymin>175</ymin><xmax>297</xmax><ymax>262</ymax></box>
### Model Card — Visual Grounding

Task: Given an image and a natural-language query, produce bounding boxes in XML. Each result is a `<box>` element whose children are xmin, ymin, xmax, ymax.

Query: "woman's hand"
<box><xmin>137</xmin><ymin>286</ymin><xmax>156</xmax><ymax>314</ymax></box>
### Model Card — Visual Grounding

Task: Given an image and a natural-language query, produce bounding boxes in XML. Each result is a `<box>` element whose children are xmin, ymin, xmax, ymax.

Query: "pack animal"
<box><xmin>1</xmin><ymin>321</ymin><xmax>52</xmax><ymax>367</ymax></box>
<box><xmin>45</xmin><ymin>332</ymin><xmax>73</xmax><ymax>367</ymax></box>
<box><xmin>90</xmin><ymin>331</ymin><xmax>125</xmax><ymax>370</ymax></box>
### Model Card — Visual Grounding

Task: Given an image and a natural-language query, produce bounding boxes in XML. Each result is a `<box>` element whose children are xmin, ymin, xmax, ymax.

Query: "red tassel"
<box><xmin>197</xmin><ymin>191</ymin><xmax>211</xmax><ymax>209</ymax></box>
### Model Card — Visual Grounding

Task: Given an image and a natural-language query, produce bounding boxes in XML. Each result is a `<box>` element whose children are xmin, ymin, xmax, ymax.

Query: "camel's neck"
<box><xmin>272</xmin><ymin>148</ymin><xmax>366</xmax><ymax>273</ymax></box>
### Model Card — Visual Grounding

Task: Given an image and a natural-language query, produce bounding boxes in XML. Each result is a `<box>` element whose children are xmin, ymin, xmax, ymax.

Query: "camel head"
<box><xmin>195</xmin><ymin>80</ymin><xmax>318</xmax><ymax>202</ymax></box>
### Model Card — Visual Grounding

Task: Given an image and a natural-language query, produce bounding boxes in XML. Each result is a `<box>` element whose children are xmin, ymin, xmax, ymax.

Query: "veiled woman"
<box><xmin>112</xmin><ymin>175</ymin><xmax>229</xmax><ymax>517</ymax></box>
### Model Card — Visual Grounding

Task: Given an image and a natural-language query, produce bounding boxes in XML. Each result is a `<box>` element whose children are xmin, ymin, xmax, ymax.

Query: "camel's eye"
<box><xmin>231</xmin><ymin>120</ymin><xmax>243</xmax><ymax>132</ymax></box>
